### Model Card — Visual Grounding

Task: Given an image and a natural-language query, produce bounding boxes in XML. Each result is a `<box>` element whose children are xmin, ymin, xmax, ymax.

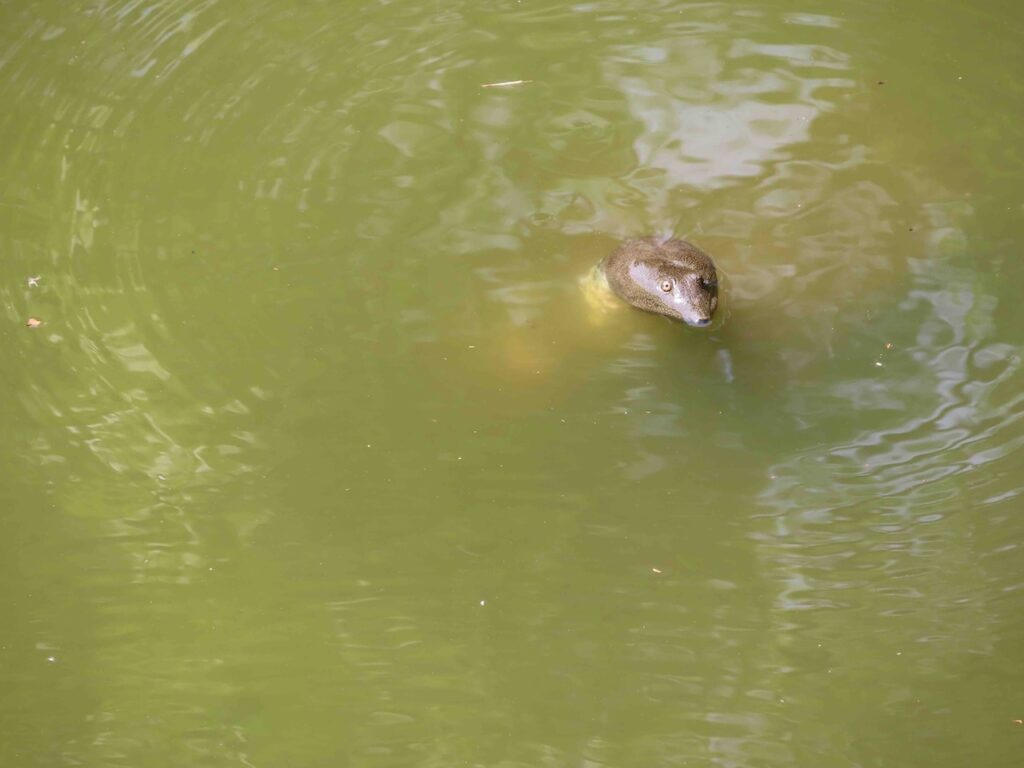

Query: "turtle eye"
<box><xmin>660</xmin><ymin>279</ymin><xmax>673</xmax><ymax>292</ymax></box>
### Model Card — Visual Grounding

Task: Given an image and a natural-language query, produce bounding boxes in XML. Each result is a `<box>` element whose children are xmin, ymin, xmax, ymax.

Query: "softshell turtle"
<box><xmin>582</xmin><ymin>236</ymin><xmax>720</xmax><ymax>328</ymax></box>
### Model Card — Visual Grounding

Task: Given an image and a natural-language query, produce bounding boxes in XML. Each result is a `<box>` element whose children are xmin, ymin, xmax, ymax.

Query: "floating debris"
<box><xmin>481</xmin><ymin>79</ymin><xmax>532</xmax><ymax>88</ymax></box>
<box><xmin>26</xmin><ymin>276</ymin><xmax>41</xmax><ymax>288</ymax></box>
<box><xmin>26</xmin><ymin>317</ymin><xmax>44</xmax><ymax>328</ymax></box>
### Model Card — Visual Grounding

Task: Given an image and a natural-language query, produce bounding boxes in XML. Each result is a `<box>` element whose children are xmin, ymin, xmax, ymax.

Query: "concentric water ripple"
<box><xmin>2</xmin><ymin>1</ymin><xmax>1024</xmax><ymax>766</ymax></box>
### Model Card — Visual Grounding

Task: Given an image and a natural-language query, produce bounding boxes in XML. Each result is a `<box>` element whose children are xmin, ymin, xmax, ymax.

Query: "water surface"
<box><xmin>2</xmin><ymin>1</ymin><xmax>1023</xmax><ymax>766</ymax></box>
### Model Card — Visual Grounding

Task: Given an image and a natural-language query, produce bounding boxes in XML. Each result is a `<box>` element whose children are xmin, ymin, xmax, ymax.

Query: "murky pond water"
<box><xmin>2</xmin><ymin>1</ymin><xmax>1023</xmax><ymax>765</ymax></box>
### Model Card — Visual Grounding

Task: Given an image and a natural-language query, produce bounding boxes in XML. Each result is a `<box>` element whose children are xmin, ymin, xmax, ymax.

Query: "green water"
<box><xmin>3</xmin><ymin>1</ymin><xmax>1024</xmax><ymax>765</ymax></box>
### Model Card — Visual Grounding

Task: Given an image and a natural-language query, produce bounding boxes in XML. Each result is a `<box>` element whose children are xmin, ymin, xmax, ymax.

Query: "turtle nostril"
<box><xmin>693</xmin><ymin>317</ymin><xmax>711</xmax><ymax>327</ymax></box>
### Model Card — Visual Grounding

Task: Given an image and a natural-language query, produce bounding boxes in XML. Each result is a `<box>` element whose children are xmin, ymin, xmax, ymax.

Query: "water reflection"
<box><xmin>7</xmin><ymin>249</ymin><xmax>274</xmax><ymax>563</ymax></box>
<box><xmin>759</xmin><ymin>208</ymin><xmax>1020</xmax><ymax>528</ymax></box>
<box><xmin>3</xmin><ymin>0</ymin><xmax>1024</xmax><ymax>766</ymax></box>
<box><xmin>747</xmin><ymin>208</ymin><xmax>1023</xmax><ymax>765</ymax></box>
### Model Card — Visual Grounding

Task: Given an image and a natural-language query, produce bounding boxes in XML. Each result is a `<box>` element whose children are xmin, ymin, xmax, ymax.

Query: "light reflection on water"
<box><xmin>1</xmin><ymin>0</ymin><xmax>1023</xmax><ymax>766</ymax></box>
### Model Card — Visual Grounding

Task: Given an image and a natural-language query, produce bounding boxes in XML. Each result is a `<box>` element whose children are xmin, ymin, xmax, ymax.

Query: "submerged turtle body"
<box><xmin>599</xmin><ymin>237</ymin><xmax>719</xmax><ymax>327</ymax></box>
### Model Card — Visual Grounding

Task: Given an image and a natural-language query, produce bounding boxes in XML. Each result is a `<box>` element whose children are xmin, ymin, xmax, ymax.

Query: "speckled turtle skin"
<box><xmin>600</xmin><ymin>237</ymin><xmax>718</xmax><ymax>327</ymax></box>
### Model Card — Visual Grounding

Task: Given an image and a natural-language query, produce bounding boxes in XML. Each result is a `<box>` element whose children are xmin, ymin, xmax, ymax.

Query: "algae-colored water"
<box><xmin>2</xmin><ymin>1</ymin><xmax>1023</xmax><ymax>765</ymax></box>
